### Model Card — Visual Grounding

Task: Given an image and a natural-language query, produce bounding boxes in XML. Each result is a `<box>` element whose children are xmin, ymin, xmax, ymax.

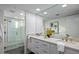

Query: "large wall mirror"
<box><xmin>50</xmin><ymin>21</ymin><xmax>59</xmax><ymax>34</ymax></box>
<box><xmin>39</xmin><ymin>4</ymin><xmax>79</xmax><ymax>40</ymax></box>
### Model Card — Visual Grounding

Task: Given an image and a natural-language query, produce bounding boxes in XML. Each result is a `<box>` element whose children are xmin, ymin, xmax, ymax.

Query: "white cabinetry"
<box><xmin>64</xmin><ymin>47</ymin><xmax>79</xmax><ymax>54</ymax></box>
<box><xmin>32</xmin><ymin>38</ymin><xmax>50</xmax><ymax>54</ymax></box>
<box><xmin>28</xmin><ymin>37</ymin><xmax>79</xmax><ymax>54</ymax></box>
<box><xmin>38</xmin><ymin>40</ymin><xmax>50</xmax><ymax>54</ymax></box>
<box><xmin>28</xmin><ymin>37</ymin><xmax>58</xmax><ymax>54</ymax></box>
<box><xmin>49</xmin><ymin>43</ymin><xmax>59</xmax><ymax>54</ymax></box>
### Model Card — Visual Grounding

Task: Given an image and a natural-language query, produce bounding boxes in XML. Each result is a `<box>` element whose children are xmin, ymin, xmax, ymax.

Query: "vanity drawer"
<box><xmin>39</xmin><ymin>40</ymin><xmax>50</xmax><ymax>50</ymax></box>
<box><xmin>64</xmin><ymin>47</ymin><xmax>79</xmax><ymax>54</ymax></box>
<box><xmin>29</xmin><ymin>37</ymin><xmax>50</xmax><ymax>54</ymax></box>
<box><xmin>31</xmin><ymin>47</ymin><xmax>40</xmax><ymax>54</ymax></box>
<box><xmin>31</xmin><ymin>38</ymin><xmax>40</xmax><ymax>46</ymax></box>
<box><xmin>30</xmin><ymin>38</ymin><xmax>40</xmax><ymax>53</ymax></box>
<box><xmin>49</xmin><ymin>44</ymin><xmax>58</xmax><ymax>54</ymax></box>
<box><xmin>39</xmin><ymin>49</ymin><xmax>49</xmax><ymax>54</ymax></box>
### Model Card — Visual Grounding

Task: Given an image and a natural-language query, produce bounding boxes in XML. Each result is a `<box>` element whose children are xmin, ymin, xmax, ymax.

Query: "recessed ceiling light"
<box><xmin>62</xmin><ymin>4</ymin><xmax>67</xmax><ymax>7</ymax></box>
<box><xmin>43</xmin><ymin>12</ymin><xmax>47</xmax><ymax>14</ymax></box>
<box><xmin>36</xmin><ymin>8</ymin><xmax>40</xmax><ymax>11</ymax></box>
<box><xmin>20</xmin><ymin>13</ymin><xmax>24</xmax><ymax>15</ymax></box>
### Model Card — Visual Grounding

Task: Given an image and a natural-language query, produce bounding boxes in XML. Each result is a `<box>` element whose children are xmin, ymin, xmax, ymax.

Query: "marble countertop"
<box><xmin>28</xmin><ymin>35</ymin><xmax>79</xmax><ymax>51</ymax></box>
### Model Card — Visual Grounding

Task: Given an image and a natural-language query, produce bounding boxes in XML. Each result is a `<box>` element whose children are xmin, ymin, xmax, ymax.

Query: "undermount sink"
<box><xmin>56</xmin><ymin>39</ymin><xmax>79</xmax><ymax>45</ymax></box>
<box><xmin>35</xmin><ymin>34</ymin><xmax>79</xmax><ymax>45</ymax></box>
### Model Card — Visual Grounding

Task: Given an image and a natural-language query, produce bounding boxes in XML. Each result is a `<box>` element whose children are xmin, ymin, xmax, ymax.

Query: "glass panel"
<box><xmin>16</xmin><ymin>20</ymin><xmax>24</xmax><ymax>43</ymax></box>
<box><xmin>7</xmin><ymin>19</ymin><xmax>17</xmax><ymax>45</ymax></box>
<box><xmin>7</xmin><ymin>18</ymin><xmax>25</xmax><ymax>46</ymax></box>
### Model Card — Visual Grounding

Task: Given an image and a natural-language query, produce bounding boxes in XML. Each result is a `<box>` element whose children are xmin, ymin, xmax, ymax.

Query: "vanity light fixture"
<box><xmin>62</xmin><ymin>4</ymin><xmax>67</xmax><ymax>7</ymax></box>
<box><xmin>36</xmin><ymin>8</ymin><xmax>41</xmax><ymax>11</ymax></box>
<box><xmin>43</xmin><ymin>12</ymin><xmax>47</xmax><ymax>14</ymax></box>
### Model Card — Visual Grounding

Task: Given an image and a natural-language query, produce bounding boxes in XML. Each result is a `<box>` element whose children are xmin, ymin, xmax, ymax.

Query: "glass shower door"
<box><xmin>7</xmin><ymin>19</ymin><xmax>17</xmax><ymax>46</ymax></box>
<box><xmin>7</xmin><ymin>18</ymin><xmax>25</xmax><ymax>47</ymax></box>
<box><xmin>15</xmin><ymin>20</ymin><xmax>25</xmax><ymax>44</ymax></box>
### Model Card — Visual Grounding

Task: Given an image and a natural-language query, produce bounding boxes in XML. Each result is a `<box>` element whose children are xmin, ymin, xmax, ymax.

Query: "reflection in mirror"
<box><xmin>42</xmin><ymin>4</ymin><xmax>79</xmax><ymax>41</ymax></box>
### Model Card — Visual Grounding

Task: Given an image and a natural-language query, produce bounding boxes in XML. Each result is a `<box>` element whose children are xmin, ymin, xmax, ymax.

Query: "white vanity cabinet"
<box><xmin>27</xmin><ymin>36</ymin><xmax>79</xmax><ymax>54</ymax></box>
<box><xmin>49</xmin><ymin>43</ymin><xmax>59</xmax><ymax>54</ymax></box>
<box><xmin>64</xmin><ymin>47</ymin><xmax>79</xmax><ymax>54</ymax></box>
<box><xmin>31</xmin><ymin>38</ymin><xmax>50</xmax><ymax>54</ymax></box>
<box><xmin>28</xmin><ymin>37</ymin><xmax>58</xmax><ymax>54</ymax></box>
<box><xmin>31</xmin><ymin>38</ymin><xmax>41</xmax><ymax>54</ymax></box>
<box><xmin>38</xmin><ymin>40</ymin><xmax>50</xmax><ymax>54</ymax></box>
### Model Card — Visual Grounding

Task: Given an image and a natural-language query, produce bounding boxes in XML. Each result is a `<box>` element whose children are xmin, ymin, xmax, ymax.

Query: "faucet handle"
<box><xmin>68</xmin><ymin>37</ymin><xmax>73</xmax><ymax>42</ymax></box>
<box><xmin>66</xmin><ymin>34</ymin><xmax>70</xmax><ymax>37</ymax></box>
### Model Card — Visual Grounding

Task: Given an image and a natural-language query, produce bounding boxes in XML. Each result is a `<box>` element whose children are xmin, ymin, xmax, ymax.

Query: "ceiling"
<box><xmin>0</xmin><ymin>4</ymin><xmax>79</xmax><ymax>19</ymax></box>
<box><xmin>39</xmin><ymin>4</ymin><xmax>79</xmax><ymax>19</ymax></box>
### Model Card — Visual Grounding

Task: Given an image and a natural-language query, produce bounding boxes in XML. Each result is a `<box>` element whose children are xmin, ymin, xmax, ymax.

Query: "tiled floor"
<box><xmin>5</xmin><ymin>46</ymin><xmax>24</xmax><ymax>54</ymax></box>
<box><xmin>4</xmin><ymin>46</ymin><xmax>35</xmax><ymax>54</ymax></box>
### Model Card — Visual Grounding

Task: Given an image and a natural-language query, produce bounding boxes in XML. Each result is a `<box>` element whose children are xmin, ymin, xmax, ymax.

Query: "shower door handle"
<box><xmin>16</xmin><ymin>32</ymin><xmax>18</xmax><ymax>35</ymax></box>
<box><xmin>0</xmin><ymin>36</ymin><xmax>2</xmax><ymax>42</ymax></box>
<box><xmin>4</xmin><ymin>32</ymin><xmax>6</xmax><ymax>34</ymax></box>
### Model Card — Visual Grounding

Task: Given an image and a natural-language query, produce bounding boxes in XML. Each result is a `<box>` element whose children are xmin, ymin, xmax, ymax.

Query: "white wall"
<box><xmin>26</xmin><ymin>12</ymin><xmax>44</xmax><ymax>35</ymax></box>
<box><xmin>66</xmin><ymin>14</ymin><xmax>79</xmax><ymax>37</ymax></box>
<box><xmin>44</xmin><ymin>14</ymin><xmax>79</xmax><ymax>39</ymax></box>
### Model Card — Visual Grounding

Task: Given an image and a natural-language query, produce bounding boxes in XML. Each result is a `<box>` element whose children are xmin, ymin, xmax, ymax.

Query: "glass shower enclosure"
<box><xmin>4</xmin><ymin>17</ymin><xmax>25</xmax><ymax>52</ymax></box>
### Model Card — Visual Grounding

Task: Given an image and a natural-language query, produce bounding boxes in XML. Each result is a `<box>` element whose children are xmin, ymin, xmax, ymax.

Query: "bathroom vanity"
<box><xmin>27</xmin><ymin>35</ymin><xmax>79</xmax><ymax>54</ymax></box>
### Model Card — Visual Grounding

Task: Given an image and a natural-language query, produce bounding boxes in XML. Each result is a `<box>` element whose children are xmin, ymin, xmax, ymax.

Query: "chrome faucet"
<box><xmin>65</xmin><ymin>34</ymin><xmax>70</xmax><ymax>42</ymax></box>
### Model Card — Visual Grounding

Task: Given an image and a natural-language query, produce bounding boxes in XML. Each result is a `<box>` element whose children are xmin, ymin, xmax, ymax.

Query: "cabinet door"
<box><xmin>29</xmin><ymin>38</ymin><xmax>50</xmax><ymax>54</ymax></box>
<box><xmin>28</xmin><ymin>38</ymin><xmax>32</xmax><ymax>50</ymax></box>
<box><xmin>38</xmin><ymin>41</ymin><xmax>50</xmax><ymax>54</ymax></box>
<box><xmin>49</xmin><ymin>43</ymin><xmax>58</xmax><ymax>54</ymax></box>
<box><xmin>30</xmin><ymin>38</ymin><xmax>40</xmax><ymax>54</ymax></box>
<box><xmin>64</xmin><ymin>47</ymin><xmax>79</xmax><ymax>54</ymax></box>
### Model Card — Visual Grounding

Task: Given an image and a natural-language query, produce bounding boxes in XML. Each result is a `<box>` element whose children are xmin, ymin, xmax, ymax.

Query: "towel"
<box><xmin>57</xmin><ymin>42</ymin><xmax>65</xmax><ymax>52</ymax></box>
<box><xmin>27</xmin><ymin>35</ymin><xmax>31</xmax><ymax>40</ymax></box>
